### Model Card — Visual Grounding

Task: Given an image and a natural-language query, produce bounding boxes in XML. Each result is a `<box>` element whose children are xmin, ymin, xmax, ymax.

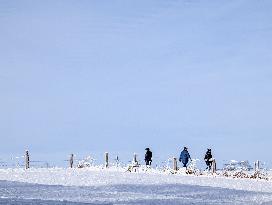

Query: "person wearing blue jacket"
<box><xmin>179</xmin><ymin>147</ymin><xmax>191</xmax><ymax>167</ymax></box>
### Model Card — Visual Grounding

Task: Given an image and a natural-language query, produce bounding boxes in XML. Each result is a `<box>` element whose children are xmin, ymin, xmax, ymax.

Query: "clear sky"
<box><xmin>1</xmin><ymin>0</ymin><xmax>272</xmax><ymax>167</ymax></box>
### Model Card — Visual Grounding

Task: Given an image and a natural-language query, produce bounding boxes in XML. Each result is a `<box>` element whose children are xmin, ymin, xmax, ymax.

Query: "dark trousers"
<box><xmin>145</xmin><ymin>160</ymin><xmax>151</xmax><ymax>166</ymax></box>
<box><xmin>206</xmin><ymin>161</ymin><xmax>212</xmax><ymax>170</ymax></box>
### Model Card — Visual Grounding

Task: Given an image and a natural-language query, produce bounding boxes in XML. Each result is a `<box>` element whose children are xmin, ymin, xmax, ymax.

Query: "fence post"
<box><xmin>105</xmin><ymin>152</ymin><xmax>109</xmax><ymax>168</ymax></box>
<box><xmin>173</xmin><ymin>157</ymin><xmax>178</xmax><ymax>171</ymax></box>
<box><xmin>132</xmin><ymin>153</ymin><xmax>139</xmax><ymax>172</ymax></box>
<box><xmin>69</xmin><ymin>154</ymin><xmax>74</xmax><ymax>168</ymax></box>
<box><xmin>255</xmin><ymin>160</ymin><xmax>260</xmax><ymax>171</ymax></box>
<box><xmin>133</xmin><ymin>153</ymin><xmax>138</xmax><ymax>165</ymax></box>
<box><xmin>116</xmin><ymin>155</ymin><xmax>119</xmax><ymax>167</ymax></box>
<box><xmin>212</xmin><ymin>159</ymin><xmax>216</xmax><ymax>174</ymax></box>
<box><xmin>25</xmin><ymin>150</ymin><xmax>30</xmax><ymax>169</ymax></box>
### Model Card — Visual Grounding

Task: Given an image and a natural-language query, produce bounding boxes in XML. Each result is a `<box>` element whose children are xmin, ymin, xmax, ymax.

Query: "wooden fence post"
<box><xmin>254</xmin><ymin>160</ymin><xmax>260</xmax><ymax>171</ymax></box>
<box><xmin>116</xmin><ymin>155</ymin><xmax>119</xmax><ymax>167</ymax></box>
<box><xmin>132</xmin><ymin>153</ymin><xmax>139</xmax><ymax>172</ymax></box>
<box><xmin>133</xmin><ymin>153</ymin><xmax>138</xmax><ymax>165</ymax></box>
<box><xmin>212</xmin><ymin>159</ymin><xmax>216</xmax><ymax>174</ymax></box>
<box><xmin>173</xmin><ymin>157</ymin><xmax>178</xmax><ymax>171</ymax></box>
<box><xmin>25</xmin><ymin>150</ymin><xmax>30</xmax><ymax>169</ymax></box>
<box><xmin>105</xmin><ymin>152</ymin><xmax>109</xmax><ymax>168</ymax></box>
<box><xmin>69</xmin><ymin>154</ymin><xmax>74</xmax><ymax>168</ymax></box>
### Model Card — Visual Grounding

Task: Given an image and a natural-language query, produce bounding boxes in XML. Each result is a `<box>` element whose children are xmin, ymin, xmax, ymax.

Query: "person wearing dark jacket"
<box><xmin>179</xmin><ymin>147</ymin><xmax>191</xmax><ymax>167</ymax></box>
<box><xmin>145</xmin><ymin>148</ymin><xmax>152</xmax><ymax>166</ymax></box>
<box><xmin>204</xmin><ymin>149</ymin><xmax>213</xmax><ymax>170</ymax></box>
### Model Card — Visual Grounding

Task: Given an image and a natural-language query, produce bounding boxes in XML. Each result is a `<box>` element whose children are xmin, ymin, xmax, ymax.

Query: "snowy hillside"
<box><xmin>1</xmin><ymin>167</ymin><xmax>272</xmax><ymax>204</ymax></box>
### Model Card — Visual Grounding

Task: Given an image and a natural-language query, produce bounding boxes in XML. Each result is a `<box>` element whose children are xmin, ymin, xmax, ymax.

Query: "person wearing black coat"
<box><xmin>145</xmin><ymin>148</ymin><xmax>152</xmax><ymax>166</ymax></box>
<box><xmin>204</xmin><ymin>149</ymin><xmax>213</xmax><ymax>170</ymax></box>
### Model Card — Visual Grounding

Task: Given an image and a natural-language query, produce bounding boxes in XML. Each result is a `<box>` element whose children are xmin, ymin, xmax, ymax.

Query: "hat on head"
<box><xmin>145</xmin><ymin>148</ymin><xmax>150</xmax><ymax>150</ymax></box>
<box><xmin>184</xmin><ymin>147</ymin><xmax>188</xmax><ymax>150</ymax></box>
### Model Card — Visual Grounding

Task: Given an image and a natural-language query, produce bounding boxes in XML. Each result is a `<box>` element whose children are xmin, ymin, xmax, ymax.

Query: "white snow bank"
<box><xmin>0</xmin><ymin>167</ymin><xmax>272</xmax><ymax>193</ymax></box>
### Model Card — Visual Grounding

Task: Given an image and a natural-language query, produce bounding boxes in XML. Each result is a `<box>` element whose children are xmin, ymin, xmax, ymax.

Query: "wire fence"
<box><xmin>0</xmin><ymin>151</ymin><xmax>271</xmax><ymax>172</ymax></box>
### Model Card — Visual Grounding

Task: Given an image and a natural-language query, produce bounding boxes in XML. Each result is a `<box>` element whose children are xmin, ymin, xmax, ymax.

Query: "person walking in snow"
<box><xmin>179</xmin><ymin>147</ymin><xmax>191</xmax><ymax>168</ymax></box>
<box><xmin>204</xmin><ymin>148</ymin><xmax>213</xmax><ymax>170</ymax></box>
<box><xmin>145</xmin><ymin>148</ymin><xmax>152</xmax><ymax>166</ymax></box>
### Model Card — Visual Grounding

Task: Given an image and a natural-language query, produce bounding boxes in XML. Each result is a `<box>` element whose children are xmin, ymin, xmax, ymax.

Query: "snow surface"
<box><xmin>1</xmin><ymin>167</ymin><xmax>272</xmax><ymax>204</ymax></box>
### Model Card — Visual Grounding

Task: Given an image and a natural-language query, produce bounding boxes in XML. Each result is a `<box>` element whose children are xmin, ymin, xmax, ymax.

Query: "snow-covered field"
<box><xmin>1</xmin><ymin>167</ymin><xmax>272</xmax><ymax>204</ymax></box>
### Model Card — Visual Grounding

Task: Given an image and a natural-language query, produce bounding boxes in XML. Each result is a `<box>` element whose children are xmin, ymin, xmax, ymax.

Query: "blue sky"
<box><xmin>1</xmin><ymin>0</ymin><xmax>272</xmax><ymax>167</ymax></box>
